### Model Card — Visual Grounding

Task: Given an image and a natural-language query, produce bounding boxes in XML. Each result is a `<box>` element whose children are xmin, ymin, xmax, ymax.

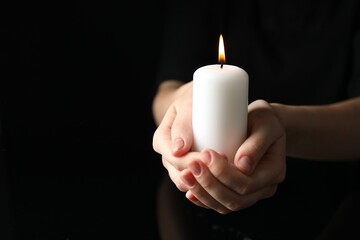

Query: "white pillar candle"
<box><xmin>192</xmin><ymin>35</ymin><xmax>248</xmax><ymax>161</ymax></box>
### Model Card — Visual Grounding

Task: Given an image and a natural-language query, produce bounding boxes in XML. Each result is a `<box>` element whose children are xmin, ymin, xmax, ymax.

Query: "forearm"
<box><xmin>271</xmin><ymin>97</ymin><xmax>360</xmax><ymax>160</ymax></box>
<box><xmin>152</xmin><ymin>80</ymin><xmax>186</xmax><ymax>126</ymax></box>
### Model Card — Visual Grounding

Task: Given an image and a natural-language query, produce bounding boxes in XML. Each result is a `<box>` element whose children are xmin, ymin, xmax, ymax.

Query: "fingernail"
<box><xmin>188</xmin><ymin>161</ymin><xmax>201</xmax><ymax>176</ymax></box>
<box><xmin>181</xmin><ymin>174</ymin><xmax>195</xmax><ymax>187</ymax></box>
<box><xmin>172</xmin><ymin>138</ymin><xmax>184</xmax><ymax>153</ymax></box>
<box><xmin>201</xmin><ymin>150</ymin><xmax>211</xmax><ymax>165</ymax></box>
<box><xmin>236</xmin><ymin>156</ymin><xmax>251</xmax><ymax>174</ymax></box>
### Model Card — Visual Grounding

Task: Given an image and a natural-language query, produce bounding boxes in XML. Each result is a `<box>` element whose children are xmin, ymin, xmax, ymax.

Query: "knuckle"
<box><xmin>199</xmin><ymin>177</ymin><xmax>212</xmax><ymax>189</ymax></box>
<box><xmin>177</xmin><ymin>183</ymin><xmax>188</xmax><ymax>192</ymax></box>
<box><xmin>152</xmin><ymin>133</ymin><xmax>161</xmax><ymax>153</ymax></box>
<box><xmin>152</xmin><ymin>140</ymin><xmax>159</xmax><ymax>153</ymax></box>
<box><xmin>264</xmin><ymin>185</ymin><xmax>278</xmax><ymax>199</ymax></box>
<box><xmin>217</xmin><ymin>209</ymin><xmax>231</xmax><ymax>215</ymax></box>
<box><xmin>237</xmin><ymin>183</ymin><xmax>252</xmax><ymax>195</ymax></box>
<box><xmin>226</xmin><ymin>201</ymin><xmax>241</xmax><ymax>212</ymax></box>
<box><xmin>174</xmin><ymin>178</ymin><xmax>188</xmax><ymax>192</ymax></box>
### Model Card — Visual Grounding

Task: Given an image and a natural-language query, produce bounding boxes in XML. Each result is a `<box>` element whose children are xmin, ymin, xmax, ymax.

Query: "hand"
<box><xmin>152</xmin><ymin>81</ymin><xmax>197</xmax><ymax>192</ymax></box>
<box><xmin>179</xmin><ymin>100</ymin><xmax>287</xmax><ymax>214</ymax></box>
<box><xmin>153</xmin><ymin>83</ymin><xmax>287</xmax><ymax>213</ymax></box>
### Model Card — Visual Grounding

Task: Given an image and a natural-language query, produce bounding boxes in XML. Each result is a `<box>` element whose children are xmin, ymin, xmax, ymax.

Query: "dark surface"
<box><xmin>1</xmin><ymin>1</ymin><xmax>166</xmax><ymax>239</ymax></box>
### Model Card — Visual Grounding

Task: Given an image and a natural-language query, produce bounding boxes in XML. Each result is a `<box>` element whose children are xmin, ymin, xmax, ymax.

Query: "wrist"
<box><xmin>269</xmin><ymin>103</ymin><xmax>289</xmax><ymax>131</ymax></box>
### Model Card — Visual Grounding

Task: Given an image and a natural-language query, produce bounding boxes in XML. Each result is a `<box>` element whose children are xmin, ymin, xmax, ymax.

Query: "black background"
<box><xmin>1</xmin><ymin>1</ymin><xmax>166</xmax><ymax>239</ymax></box>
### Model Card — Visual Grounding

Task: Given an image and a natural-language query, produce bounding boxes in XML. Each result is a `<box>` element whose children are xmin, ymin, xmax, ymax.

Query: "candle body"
<box><xmin>192</xmin><ymin>64</ymin><xmax>248</xmax><ymax>161</ymax></box>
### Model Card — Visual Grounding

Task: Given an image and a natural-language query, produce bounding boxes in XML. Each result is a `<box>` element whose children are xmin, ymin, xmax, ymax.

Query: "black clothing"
<box><xmin>1</xmin><ymin>1</ymin><xmax>166</xmax><ymax>239</ymax></box>
<box><xmin>155</xmin><ymin>0</ymin><xmax>360</xmax><ymax>239</ymax></box>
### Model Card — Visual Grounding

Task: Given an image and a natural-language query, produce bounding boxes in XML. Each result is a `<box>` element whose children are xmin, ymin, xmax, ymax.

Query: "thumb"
<box><xmin>234</xmin><ymin>131</ymin><xmax>269</xmax><ymax>176</ymax></box>
<box><xmin>234</xmin><ymin>100</ymin><xmax>285</xmax><ymax>175</ymax></box>
<box><xmin>171</xmin><ymin>107</ymin><xmax>193</xmax><ymax>157</ymax></box>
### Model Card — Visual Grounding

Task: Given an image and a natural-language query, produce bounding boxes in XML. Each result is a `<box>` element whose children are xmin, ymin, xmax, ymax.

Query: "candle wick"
<box><xmin>220</xmin><ymin>62</ymin><xmax>224</xmax><ymax>69</ymax></box>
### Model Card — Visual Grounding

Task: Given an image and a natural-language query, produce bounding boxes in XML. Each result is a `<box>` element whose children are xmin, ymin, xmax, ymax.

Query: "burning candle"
<box><xmin>192</xmin><ymin>34</ymin><xmax>249</xmax><ymax>161</ymax></box>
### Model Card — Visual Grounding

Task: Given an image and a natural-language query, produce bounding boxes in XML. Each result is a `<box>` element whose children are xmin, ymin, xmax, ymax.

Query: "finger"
<box><xmin>162</xmin><ymin>158</ymin><xmax>189</xmax><ymax>192</ymax></box>
<box><xmin>180</xmin><ymin>166</ymin><xmax>231</xmax><ymax>214</ymax></box>
<box><xmin>249</xmin><ymin>134</ymin><xmax>287</xmax><ymax>188</ymax></box>
<box><xmin>152</xmin><ymin>105</ymin><xmax>176</xmax><ymax>156</ymax></box>
<box><xmin>201</xmin><ymin>149</ymin><xmax>283</xmax><ymax>196</ymax></box>
<box><xmin>185</xmin><ymin>191</ymin><xmax>209</xmax><ymax>209</ymax></box>
<box><xmin>180</xmin><ymin>169</ymin><xmax>210</xmax><ymax>208</ymax></box>
<box><xmin>171</xmin><ymin>101</ymin><xmax>193</xmax><ymax>157</ymax></box>
<box><xmin>219</xmin><ymin>184</ymin><xmax>278</xmax><ymax>211</ymax></box>
<box><xmin>153</xmin><ymin>105</ymin><xmax>190</xmax><ymax>171</ymax></box>
<box><xmin>200</xmin><ymin>149</ymin><xmax>250</xmax><ymax>195</ymax></box>
<box><xmin>162</xmin><ymin>150</ymin><xmax>204</xmax><ymax>190</ymax></box>
<box><xmin>184</xmin><ymin>157</ymin><xmax>278</xmax><ymax>213</ymax></box>
<box><xmin>194</xmin><ymin>182</ymin><xmax>278</xmax><ymax>212</ymax></box>
<box><xmin>235</xmin><ymin>100</ymin><xmax>285</xmax><ymax>175</ymax></box>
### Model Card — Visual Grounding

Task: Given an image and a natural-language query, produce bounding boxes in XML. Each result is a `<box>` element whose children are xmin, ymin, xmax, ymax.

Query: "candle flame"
<box><xmin>218</xmin><ymin>34</ymin><xmax>226</xmax><ymax>65</ymax></box>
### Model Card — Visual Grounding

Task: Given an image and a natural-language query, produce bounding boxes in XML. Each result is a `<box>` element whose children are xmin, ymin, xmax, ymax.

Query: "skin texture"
<box><xmin>152</xmin><ymin>80</ymin><xmax>360</xmax><ymax>214</ymax></box>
